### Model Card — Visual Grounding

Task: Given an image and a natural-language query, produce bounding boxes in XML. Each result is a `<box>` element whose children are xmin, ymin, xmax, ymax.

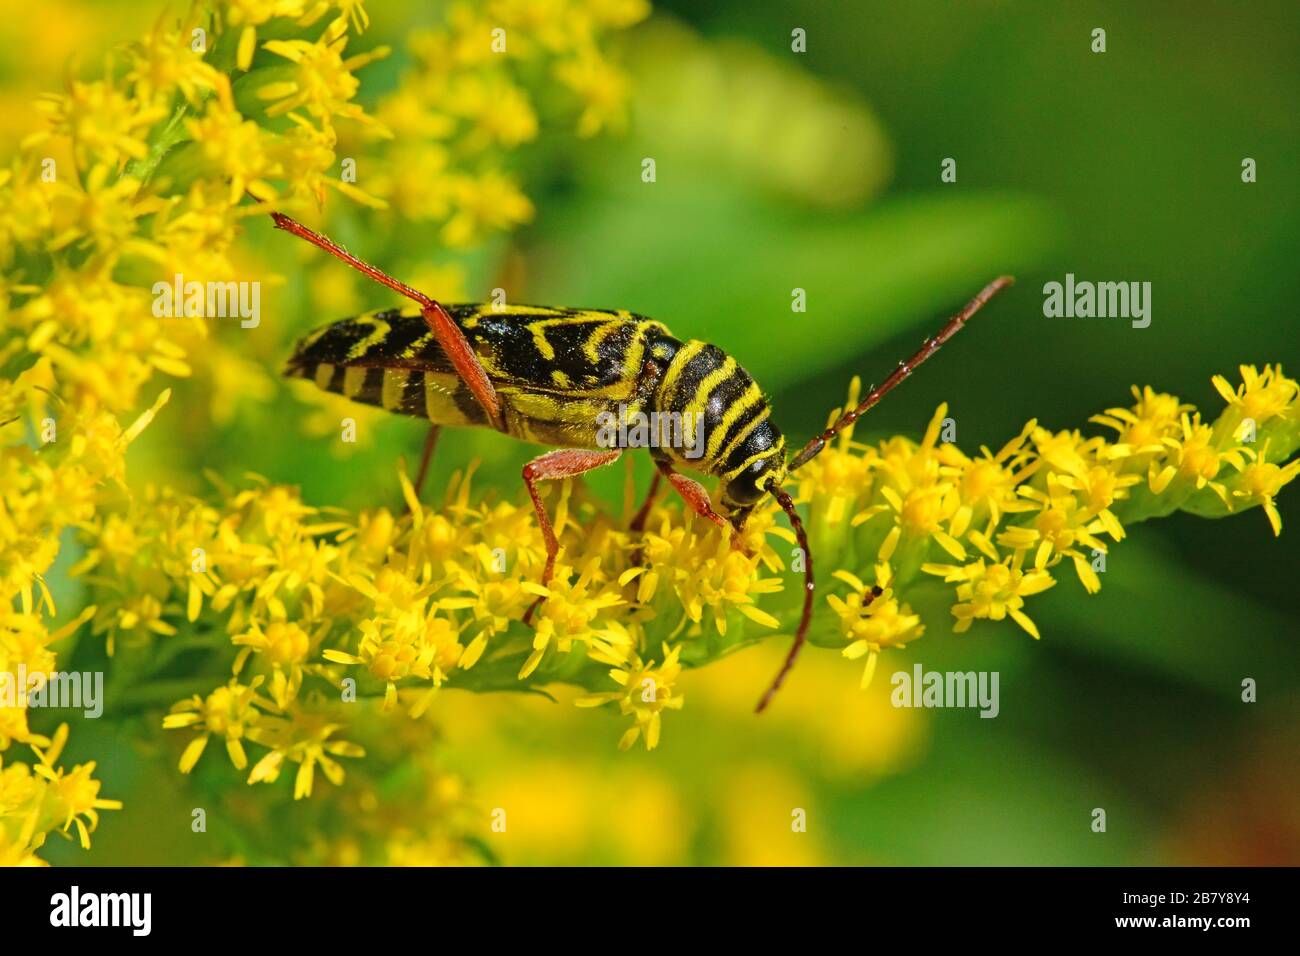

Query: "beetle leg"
<box><xmin>629</xmin><ymin>469</ymin><xmax>662</xmax><ymax>534</ymax></box>
<box><xmin>654</xmin><ymin>460</ymin><xmax>752</xmax><ymax>556</ymax></box>
<box><xmin>727</xmin><ymin>505</ymin><xmax>753</xmax><ymax>535</ymax></box>
<box><xmin>626</xmin><ymin>468</ymin><xmax>663</xmax><ymax>571</ymax></box>
<box><xmin>267</xmin><ymin>210</ymin><xmax>503</xmax><ymax>430</ymax></box>
<box><xmin>412</xmin><ymin>424</ymin><xmax>441</xmax><ymax>502</ymax></box>
<box><xmin>522</xmin><ymin>448</ymin><xmax>623</xmax><ymax>624</ymax></box>
<box><xmin>654</xmin><ymin>459</ymin><xmax>726</xmax><ymax>530</ymax></box>
<box><xmin>417</xmin><ymin>300</ymin><xmax>503</xmax><ymax>431</ymax></box>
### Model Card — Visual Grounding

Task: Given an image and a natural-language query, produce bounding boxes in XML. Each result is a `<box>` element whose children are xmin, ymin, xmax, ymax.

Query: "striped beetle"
<box><xmin>273</xmin><ymin>210</ymin><xmax>1013</xmax><ymax>711</ymax></box>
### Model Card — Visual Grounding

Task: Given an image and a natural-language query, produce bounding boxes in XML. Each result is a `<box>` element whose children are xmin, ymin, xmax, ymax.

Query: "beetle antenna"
<box><xmin>787</xmin><ymin>276</ymin><xmax>1014</xmax><ymax>473</ymax></box>
<box><xmin>756</xmin><ymin>483</ymin><xmax>814</xmax><ymax>713</ymax></box>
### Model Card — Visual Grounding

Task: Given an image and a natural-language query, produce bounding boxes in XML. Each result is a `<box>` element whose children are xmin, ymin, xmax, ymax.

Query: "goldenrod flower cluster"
<box><xmin>2</xmin><ymin>0</ymin><xmax>398</xmax><ymax>862</ymax></box>
<box><xmin>1</xmin><ymin>0</ymin><xmax>645</xmax><ymax>863</ymax></box>
<box><xmin>363</xmin><ymin>0</ymin><xmax>649</xmax><ymax>245</ymax></box>
<box><xmin>791</xmin><ymin>368</ymin><xmax>1298</xmax><ymax>687</ymax></box>
<box><xmin>0</xmin><ymin>371</ymin><xmax>166</xmax><ymax>863</ymax></box>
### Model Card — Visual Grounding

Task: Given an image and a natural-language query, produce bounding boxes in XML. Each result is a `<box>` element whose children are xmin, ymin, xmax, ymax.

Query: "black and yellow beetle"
<box><xmin>273</xmin><ymin>210</ymin><xmax>1013</xmax><ymax>711</ymax></box>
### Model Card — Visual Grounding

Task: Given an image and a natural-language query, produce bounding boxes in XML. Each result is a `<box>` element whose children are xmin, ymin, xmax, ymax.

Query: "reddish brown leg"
<box><xmin>654</xmin><ymin>459</ymin><xmax>726</xmax><ymax>530</ymax></box>
<box><xmin>654</xmin><ymin>459</ymin><xmax>753</xmax><ymax>556</ymax></box>
<box><xmin>268</xmin><ymin>210</ymin><xmax>503</xmax><ymax>430</ymax></box>
<box><xmin>413</xmin><ymin>424</ymin><xmax>441</xmax><ymax>501</ymax></box>
<box><xmin>522</xmin><ymin>448</ymin><xmax>623</xmax><ymax>623</ymax></box>
<box><xmin>627</xmin><ymin>469</ymin><xmax>663</xmax><ymax>570</ymax></box>
<box><xmin>629</xmin><ymin>470</ymin><xmax>662</xmax><ymax>535</ymax></box>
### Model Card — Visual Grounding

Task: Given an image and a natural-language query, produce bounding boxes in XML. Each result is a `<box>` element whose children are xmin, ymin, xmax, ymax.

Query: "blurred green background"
<box><xmin>8</xmin><ymin>0</ymin><xmax>1296</xmax><ymax>865</ymax></box>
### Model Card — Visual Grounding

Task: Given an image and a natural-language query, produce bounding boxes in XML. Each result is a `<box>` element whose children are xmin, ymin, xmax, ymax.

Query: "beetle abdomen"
<box><xmin>284</xmin><ymin>309</ymin><xmax>489</xmax><ymax>426</ymax></box>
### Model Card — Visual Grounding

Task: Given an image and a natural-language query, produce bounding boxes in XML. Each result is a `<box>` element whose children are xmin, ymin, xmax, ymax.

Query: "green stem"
<box><xmin>110</xmin><ymin>676</ymin><xmax>219</xmax><ymax>716</ymax></box>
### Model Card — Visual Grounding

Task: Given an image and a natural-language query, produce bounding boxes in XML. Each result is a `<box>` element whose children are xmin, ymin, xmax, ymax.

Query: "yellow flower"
<box><xmin>1217</xmin><ymin>441</ymin><xmax>1300</xmax><ymax>536</ymax></box>
<box><xmin>489</xmin><ymin>0</ymin><xmax>580</xmax><ymax>54</ymax></box>
<box><xmin>246</xmin><ymin>709</ymin><xmax>364</xmax><ymax>799</ymax></box>
<box><xmin>233</xmin><ymin>620</ymin><xmax>315</xmax><ymax>707</ymax></box>
<box><xmin>442</xmin><ymin>170</ymin><xmax>535</xmax><ymax>247</ymax></box>
<box><xmin>0</xmin><ymin>609</ymin><xmax>60</xmax><ymax>686</ymax></box>
<box><xmin>848</xmin><ymin>405</ymin><xmax>970</xmax><ymax>563</ymax></box>
<box><xmin>636</xmin><ymin>515</ymin><xmax>784</xmax><ymax>637</ymax></box>
<box><xmin>1053</xmin><ymin>463</ymin><xmax>1140</xmax><ymax>540</ymax></box>
<box><xmin>1092</xmin><ymin>385</ymin><xmax>1192</xmax><ymax>467</ymax></box>
<box><xmin>860</xmin><ymin>481</ymin><xmax>966</xmax><ymax>562</ymax></box>
<box><xmin>163</xmin><ymin>678</ymin><xmax>269</xmax><ymax>773</ymax></box>
<box><xmin>0</xmin><ymin>703</ymin><xmax>45</xmax><ymax>751</ymax></box>
<box><xmin>521</xmin><ymin>557</ymin><xmax>625</xmax><ymax>678</ymax></box>
<box><xmin>795</xmin><ymin>444</ymin><xmax>874</xmax><ymax>528</ymax></box>
<box><xmin>1031</xmin><ymin>425</ymin><xmax>1112</xmax><ymax>480</ymax></box>
<box><xmin>922</xmin><ymin>551</ymin><xmax>1056</xmax><ymax>638</ymax></box>
<box><xmin>20</xmin><ymin>271</ymin><xmax>189</xmax><ymax>410</ymax></box>
<box><xmin>441</xmin><ymin>556</ymin><xmax>535</xmax><ymax>651</ymax></box>
<box><xmin>943</xmin><ymin>418</ymin><xmax>1039</xmax><ymax>538</ymax></box>
<box><xmin>1149</xmin><ymin>413</ymin><xmax>1246</xmax><ymax>496</ymax></box>
<box><xmin>31</xmin><ymin>725</ymin><xmax>121</xmax><ymax>850</ymax></box>
<box><xmin>997</xmin><ymin>485</ymin><xmax>1113</xmax><ymax>593</ymax></box>
<box><xmin>259</xmin><ymin>16</ymin><xmax>390</xmax><ymax>127</ymax></box>
<box><xmin>150</xmin><ymin>180</ymin><xmax>244</xmax><ymax>279</ymax></box>
<box><xmin>35</xmin><ymin>77</ymin><xmax>166</xmax><ymax>166</ymax></box>
<box><xmin>127</xmin><ymin>10</ymin><xmax>222</xmax><ymax>107</ymax></box>
<box><xmin>0</xmin><ymin>156</ymin><xmax>55</xmax><ymax>253</ymax></box>
<box><xmin>828</xmin><ymin>567</ymin><xmax>923</xmax><ymax>688</ymax></box>
<box><xmin>1212</xmin><ymin>364</ymin><xmax>1298</xmax><ymax>429</ymax></box>
<box><xmin>556</xmin><ymin>49</ymin><xmax>631</xmax><ymax>137</ymax></box>
<box><xmin>270</xmin><ymin>114</ymin><xmax>387</xmax><ymax>208</ymax></box>
<box><xmin>576</xmin><ymin>642</ymin><xmax>685</xmax><ymax>750</ymax></box>
<box><xmin>221</xmin><ymin>0</ymin><xmax>316</xmax><ymax>71</ymax></box>
<box><xmin>581</xmin><ymin>0</ymin><xmax>654</xmax><ymax>30</ymax></box>
<box><xmin>443</xmin><ymin>74</ymin><xmax>538</xmax><ymax>148</ymax></box>
<box><xmin>0</xmin><ymin>827</ymin><xmax>46</xmax><ymax>867</ymax></box>
<box><xmin>186</xmin><ymin>79</ymin><xmax>279</xmax><ymax>203</ymax></box>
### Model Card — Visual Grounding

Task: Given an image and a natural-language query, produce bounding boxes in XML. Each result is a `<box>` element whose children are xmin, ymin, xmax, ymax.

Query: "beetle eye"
<box><xmin>723</xmin><ymin>456</ymin><xmax>776</xmax><ymax>507</ymax></box>
<box><xmin>723</xmin><ymin>480</ymin><xmax>759</xmax><ymax>507</ymax></box>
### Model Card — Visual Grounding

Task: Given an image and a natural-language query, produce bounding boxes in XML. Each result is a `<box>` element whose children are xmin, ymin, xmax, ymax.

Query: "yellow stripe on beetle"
<box><xmin>382</xmin><ymin>369</ymin><xmax>410</xmax><ymax>410</ymax></box>
<box><xmin>344</xmin><ymin>316</ymin><xmax>392</xmax><ymax>361</ymax></box>
<box><xmin>342</xmin><ymin>366</ymin><xmax>368</xmax><ymax>397</ymax></box>
<box><xmin>660</xmin><ymin>340</ymin><xmax>707</xmax><ymax>408</ymax></box>
<box><xmin>706</xmin><ymin>380</ymin><xmax>766</xmax><ymax>463</ymax></box>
